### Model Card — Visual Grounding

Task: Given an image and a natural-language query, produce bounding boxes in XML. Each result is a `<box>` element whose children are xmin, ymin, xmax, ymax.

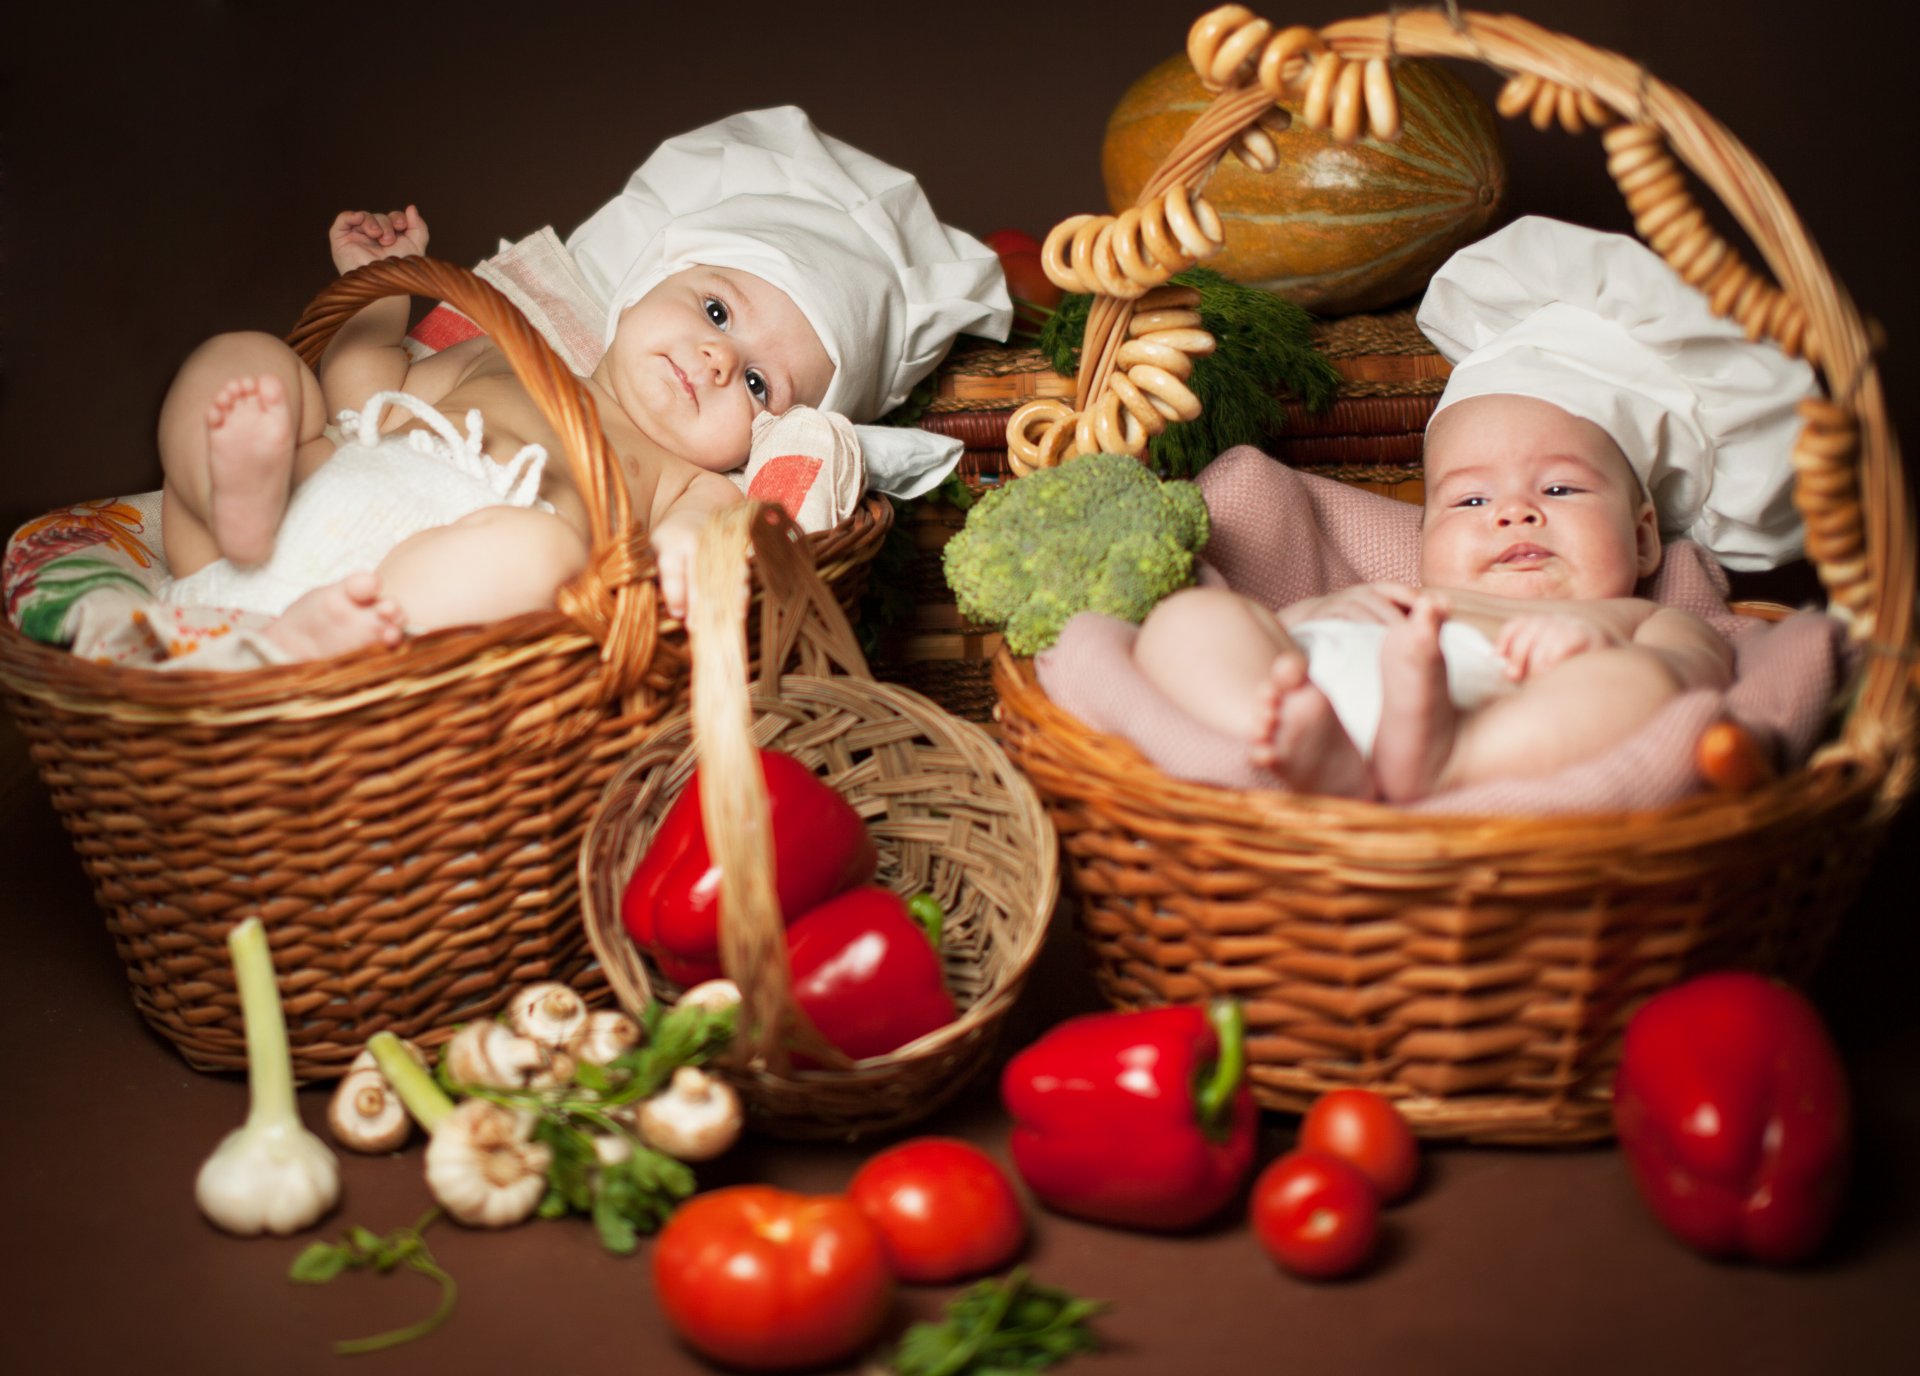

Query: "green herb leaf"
<box><xmin>288</xmin><ymin>1241</ymin><xmax>351</xmax><ymax>1284</ymax></box>
<box><xmin>289</xmin><ymin>1212</ymin><xmax>458</xmax><ymax>1356</ymax></box>
<box><xmin>891</xmin><ymin>1269</ymin><xmax>1104</xmax><ymax>1376</ymax></box>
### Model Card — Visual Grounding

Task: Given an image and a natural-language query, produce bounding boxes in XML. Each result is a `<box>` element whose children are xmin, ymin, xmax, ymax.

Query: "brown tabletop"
<box><xmin>5</xmin><ymin>732</ymin><xmax>1917</xmax><ymax>1375</ymax></box>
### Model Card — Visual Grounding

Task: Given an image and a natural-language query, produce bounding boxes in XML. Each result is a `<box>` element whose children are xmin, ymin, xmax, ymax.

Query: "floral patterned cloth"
<box><xmin>4</xmin><ymin>492</ymin><xmax>288</xmax><ymax>669</ymax></box>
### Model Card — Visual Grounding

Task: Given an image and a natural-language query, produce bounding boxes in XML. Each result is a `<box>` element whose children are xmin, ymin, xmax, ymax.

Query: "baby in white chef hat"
<box><xmin>153</xmin><ymin>108</ymin><xmax>1009</xmax><ymax>659</ymax></box>
<box><xmin>1129</xmin><ymin>216</ymin><xmax>1819</xmax><ymax>802</ymax></box>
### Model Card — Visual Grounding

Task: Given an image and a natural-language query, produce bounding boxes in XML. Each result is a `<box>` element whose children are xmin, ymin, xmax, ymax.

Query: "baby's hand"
<box><xmin>1280</xmin><ymin>580</ymin><xmax>1418</xmax><ymax>628</ymax></box>
<box><xmin>330</xmin><ymin>206</ymin><xmax>431</xmax><ymax>274</ymax></box>
<box><xmin>1495</xmin><ymin>612</ymin><xmax>1619</xmax><ymax>680</ymax></box>
<box><xmin>650</xmin><ymin>519</ymin><xmax>701</xmax><ymax>622</ymax></box>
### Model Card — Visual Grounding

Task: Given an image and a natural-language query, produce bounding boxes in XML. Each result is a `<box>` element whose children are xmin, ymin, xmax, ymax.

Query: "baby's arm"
<box><xmin>1631</xmin><ymin>605</ymin><xmax>1735</xmax><ymax>692</ymax></box>
<box><xmin>318</xmin><ymin>206</ymin><xmax>433</xmax><ymax>418</ymax></box>
<box><xmin>649</xmin><ymin>471</ymin><xmax>746</xmax><ymax>619</ymax></box>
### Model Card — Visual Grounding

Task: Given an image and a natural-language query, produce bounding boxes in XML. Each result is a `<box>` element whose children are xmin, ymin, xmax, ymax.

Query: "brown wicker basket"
<box><xmin>580</xmin><ymin>503</ymin><xmax>1058</xmax><ymax>1141</ymax></box>
<box><xmin>0</xmin><ymin>257</ymin><xmax>889</xmax><ymax>1080</ymax></box>
<box><xmin>992</xmin><ymin>7</ymin><xmax>1914</xmax><ymax>1144</ymax></box>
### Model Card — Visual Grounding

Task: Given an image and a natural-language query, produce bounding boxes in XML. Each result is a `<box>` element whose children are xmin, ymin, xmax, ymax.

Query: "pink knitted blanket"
<box><xmin>1035</xmin><ymin>449</ymin><xmax>1845</xmax><ymax>815</ymax></box>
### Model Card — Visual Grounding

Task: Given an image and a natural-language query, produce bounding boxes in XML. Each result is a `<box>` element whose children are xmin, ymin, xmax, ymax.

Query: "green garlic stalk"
<box><xmin>195</xmin><ymin>918</ymin><xmax>341</xmax><ymax>1236</ymax></box>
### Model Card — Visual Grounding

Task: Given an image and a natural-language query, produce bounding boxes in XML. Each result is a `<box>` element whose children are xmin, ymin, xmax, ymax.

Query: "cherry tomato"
<box><xmin>1298</xmin><ymin>1089</ymin><xmax>1420</xmax><ymax>1203</ymax></box>
<box><xmin>848</xmin><ymin>1137</ymin><xmax>1028</xmax><ymax>1283</ymax></box>
<box><xmin>652</xmin><ymin>1185</ymin><xmax>895</xmax><ymax>1371</ymax></box>
<box><xmin>1251</xmin><ymin>1150</ymin><xmax>1380</xmax><ymax>1280</ymax></box>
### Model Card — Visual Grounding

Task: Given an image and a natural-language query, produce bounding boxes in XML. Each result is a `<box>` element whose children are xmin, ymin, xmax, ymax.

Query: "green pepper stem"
<box><xmin>907</xmin><ymin>892</ymin><xmax>944</xmax><ymax>949</ymax></box>
<box><xmin>369</xmin><ymin>1031</ymin><xmax>455</xmax><ymax>1135</ymax></box>
<box><xmin>1195</xmin><ymin>999</ymin><xmax>1247</xmax><ymax>1136</ymax></box>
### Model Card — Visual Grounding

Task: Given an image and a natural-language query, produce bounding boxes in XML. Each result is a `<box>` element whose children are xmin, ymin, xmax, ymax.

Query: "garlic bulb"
<box><xmin>194</xmin><ymin>918</ymin><xmax>341</xmax><ymax>1236</ymax></box>
<box><xmin>424</xmin><ymin>1099</ymin><xmax>552</xmax><ymax>1228</ymax></box>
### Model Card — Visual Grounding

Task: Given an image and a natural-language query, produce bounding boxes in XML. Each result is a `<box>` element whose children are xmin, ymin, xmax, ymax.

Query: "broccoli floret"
<box><xmin>941</xmin><ymin>452</ymin><xmax>1209</xmax><ymax>655</ymax></box>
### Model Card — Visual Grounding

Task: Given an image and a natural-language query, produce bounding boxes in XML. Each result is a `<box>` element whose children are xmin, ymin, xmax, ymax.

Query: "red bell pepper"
<box><xmin>1612</xmin><ymin>971</ymin><xmax>1851</xmax><ymax>1264</ymax></box>
<box><xmin>788</xmin><ymin>888</ymin><xmax>956</xmax><ymax>1062</ymax></box>
<box><xmin>621</xmin><ymin>749</ymin><xmax>876</xmax><ymax>986</ymax></box>
<box><xmin>1001</xmin><ymin>1000</ymin><xmax>1257</xmax><ymax>1231</ymax></box>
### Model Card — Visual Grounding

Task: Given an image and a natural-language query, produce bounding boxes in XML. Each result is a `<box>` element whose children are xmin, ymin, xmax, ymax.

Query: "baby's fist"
<box><xmin>330</xmin><ymin>206</ymin><xmax>431</xmax><ymax>273</ymax></box>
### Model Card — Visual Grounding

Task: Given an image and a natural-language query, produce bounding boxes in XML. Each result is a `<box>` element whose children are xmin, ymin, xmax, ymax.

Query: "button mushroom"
<box><xmin>442</xmin><ymin>1019</ymin><xmax>573</xmax><ymax>1091</ymax></box>
<box><xmin>636</xmin><ymin>1066</ymin><xmax>744</xmax><ymax>1162</ymax></box>
<box><xmin>568</xmin><ymin>1009</ymin><xmax>643</xmax><ymax>1066</ymax></box>
<box><xmin>327</xmin><ymin>1039</ymin><xmax>426</xmax><ymax>1154</ymax></box>
<box><xmin>506</xmin><ymin>981</ymin><xmax>590</xmax><ymax>1050</ymax></box>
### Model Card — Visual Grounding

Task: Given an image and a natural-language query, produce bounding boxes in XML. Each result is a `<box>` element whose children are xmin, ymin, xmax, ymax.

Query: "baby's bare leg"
<box><xmin>372</xmin><ymin>505</ymin><xmax>590</xmax><ymax>632</ymax></box>
<box><xmin>1134</xmin><ymin>586</ymin><xmax>1368</xmax><ymax>795</ymax></box>
<box><xmin>1372</xmin><ymin>595</ymin><xmax>1459</xmax><ymax>803</ymax></box>
<box><xmin>157</xmin><ymin>332</ymin><xmax>334</xmax><ymax>576</ymax></box>
<box><xmin>1438</xmin><ymin>646</ymin><xmax>1686</xmax><ymax>791</ymax></box>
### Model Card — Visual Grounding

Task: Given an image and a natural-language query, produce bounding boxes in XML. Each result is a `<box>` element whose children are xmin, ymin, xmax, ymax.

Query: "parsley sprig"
<box><xmin>892</xmin><ymin>1268</ymin><xmax>1106</xmax><ymax>1376</ymax></box>
<box><xmin>289</xmin><ymin>1210</ymin><xmax>456</xmax><ymax>1356</ymax></box>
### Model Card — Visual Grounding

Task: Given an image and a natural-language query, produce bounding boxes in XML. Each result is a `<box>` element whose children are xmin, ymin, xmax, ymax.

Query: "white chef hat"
<box><xmin>566</xmin><ymin>106</ymin><xmax>1012</xmax><ymax>428</ymax></box>
<box><xmin>1417</xmin><ymin>216</ymin><xmax>1819</xmax><ymax>570</ymax></box>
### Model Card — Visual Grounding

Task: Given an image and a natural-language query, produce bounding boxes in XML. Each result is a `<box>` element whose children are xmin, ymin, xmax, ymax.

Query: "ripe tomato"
<box><xmin>652</xmin><ymin>1185</ymin><xmax>895</xmax><ymax>1371</ymax></box>
<box><xmin>1251</xmin><ymin>1150</ymin><xmax>1380</xmax><ymax>1280</ymax></box>
<box><xmin>1298</xmin><ymin>1089</ymin><xmax>1420</xmax><ymax>1203</ymax></box>
<box><xmin>848</xmin><ymin>1137</ymin><xmax>1028</xmax><ymax>1283</ymax></box>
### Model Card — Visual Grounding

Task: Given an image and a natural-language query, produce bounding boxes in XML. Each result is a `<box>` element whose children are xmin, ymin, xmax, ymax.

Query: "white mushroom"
<box><xmin>506</xmin><ymin>981</ymin><xmax>590</xmax><ymax>1050</ymax></box>
<box><xmin>566</xmin><ymin>1009</ymin><xmax>643</xmax><ymax>1066</ymax></box>
<box><xmin>442</xmin><ymin>1019</ymin><xmax>573</xmax><ymax>1091</ymax></box>
<box><xmin>327</xmin><ymin>1039</ymin><xmax>425</xmax><ymax>1153</ymax></box>
<box><xmin>676</xmin><ymin>979</ymin><xmax>742</xmax><ymax>1017</ymax></box>
<box><xmin>423</xmin><ymin>1099</ymin><xmax>553</xmax><ymax>1228</ymax></box>
<box><xmin>635</xmin><ymin>1066</ymin><xmax>745</xmax><ymax>1162</ymax></box>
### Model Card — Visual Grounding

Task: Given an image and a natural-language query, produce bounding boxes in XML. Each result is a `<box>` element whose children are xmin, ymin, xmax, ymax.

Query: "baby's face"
<box><xmin>1420</xmin><ymin>394</ymin><xmax>1659</xmax><ymax>600</ymax></box>
<box><xmin>599</xmin><ymin>266</ymin><xmax>834</xmax><ymax>472</ymax></box>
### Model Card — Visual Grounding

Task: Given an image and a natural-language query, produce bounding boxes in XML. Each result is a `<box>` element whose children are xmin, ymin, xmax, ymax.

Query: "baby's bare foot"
<box><xmin>206</xmin><ymin>374</ymin><xmax>295</xmax><ymax>567</ymax></box>
<box><xmin>265</xmin><ymin>572</ymin><xmax>405</xmax><ymax>661</ymax></box>
<box><xmin>1373</xmin><ymin>596</ymin><xmax>1457</xmax><ymax>803</ymax></box>
<box><xmin>1251</xmin><ymin>651</ymin><xmax>1374</xmax><ymax>798</ymax></box>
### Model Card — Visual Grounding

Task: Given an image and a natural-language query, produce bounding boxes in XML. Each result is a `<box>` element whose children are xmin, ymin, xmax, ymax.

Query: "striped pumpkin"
<box><xmin>1102</xmin><ymin>55</ymin><xmax>1507</xmax><ymax>313</ymax></box>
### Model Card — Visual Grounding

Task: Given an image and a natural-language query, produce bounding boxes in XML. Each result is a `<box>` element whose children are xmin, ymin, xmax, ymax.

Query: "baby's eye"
<box><xmin>1453</xmin><ymin>495</ymin><xmax>1487</xmax><ymax>508</ymax></box>
<box><xmin>744</xmin><ymin>368</ymin><xmax>770</xmax><ymax>406</ymax></box>
<box><xmin>1543</xmin><ymin>484</ymin><xmax>1580</xmax><ymax>497</ymax></box>
<box><xmin>704</xmin><ymin>297</ymin><xmax>731</xmax><ymax>330</ymax></box>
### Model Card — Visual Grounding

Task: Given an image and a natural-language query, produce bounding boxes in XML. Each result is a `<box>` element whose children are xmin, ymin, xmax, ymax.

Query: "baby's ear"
<box><xmin>1634</xmin><ymin>500</ymin><xmax>1662</xmax><ymax>577</ymax></box>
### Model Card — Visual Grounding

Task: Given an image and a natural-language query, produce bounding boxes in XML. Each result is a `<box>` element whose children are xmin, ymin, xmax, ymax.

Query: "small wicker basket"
<box><xmin>0</xmin><ymin>258</ymin><xmax>889</xmax><ymax>1079</ymax></box>
<box><xmin>993</xmin><ymin>7</ymin><xmax>1915</xmax><ymax>1144</ymax></box>
<box><xmin>581</xmin><ymin>503</ymin><xmax>1058</xmax><ymax>1141</ymax></box>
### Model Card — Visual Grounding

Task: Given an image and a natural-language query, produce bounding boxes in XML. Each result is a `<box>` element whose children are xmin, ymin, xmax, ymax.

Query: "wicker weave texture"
<box><xmin>581</xmin><ymin>506</ymin><xmax>1058</xmax><ymax>1141</ymax></box>
<box><xmin>0</xmin><ymin>259</ymin><xmax>891</xmax><ymax>1079</ymax></box>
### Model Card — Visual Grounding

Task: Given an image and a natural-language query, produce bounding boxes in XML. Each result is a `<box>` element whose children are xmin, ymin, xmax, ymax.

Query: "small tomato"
<box><xmin>849</xmin><ymin>1137</ymin><xmax>1028</xmax><ymax>1283</ymax></box>
<box><xmin>1299</xmin><ymin>1089</ymin><xmax>1420</xmax><ymax>1203</ymax></box>
<box><xmin>1251</xmin><ymin>1150</ymin><xmax>1380</xmax><ymax>1280</ymax></box>
<box><xmin>652</xmin><ymin>1185</ymin><xmax>895</xmax><ymax>1371</ymax></box>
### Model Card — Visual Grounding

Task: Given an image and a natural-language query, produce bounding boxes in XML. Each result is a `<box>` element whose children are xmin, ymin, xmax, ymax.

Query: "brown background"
<box><xmin>3</xmin><ymin>2</ymin><xmax>1916</xmax><ymax>1373</ymax></box>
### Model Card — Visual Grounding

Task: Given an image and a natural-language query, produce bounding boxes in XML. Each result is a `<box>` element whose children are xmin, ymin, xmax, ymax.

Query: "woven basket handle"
<box><xmin>688</xmin><ymin>502</ymin><xmax>871</xmax><ymax>1072</ymax></box>
<box><xmin>286</xmin><ymin>258</ymin><xmax>657</xmax><ymax>680</ymax></box>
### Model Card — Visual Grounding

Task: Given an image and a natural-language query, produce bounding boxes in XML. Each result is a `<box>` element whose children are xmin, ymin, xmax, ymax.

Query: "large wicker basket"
<box><xmin>993</xmin><ymin>7</ymin><xmax>1914</xmax><ymax>1144</ymax></box>
<box><xmin>581</xmin><ymin>503</ymin><xmax>1057</xmax><ymax>1140</ymax></box>
<box><xmin>0</xmin><ymin>258</ymin><xmax>889</xmax><ymax>1079</ymax></box>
